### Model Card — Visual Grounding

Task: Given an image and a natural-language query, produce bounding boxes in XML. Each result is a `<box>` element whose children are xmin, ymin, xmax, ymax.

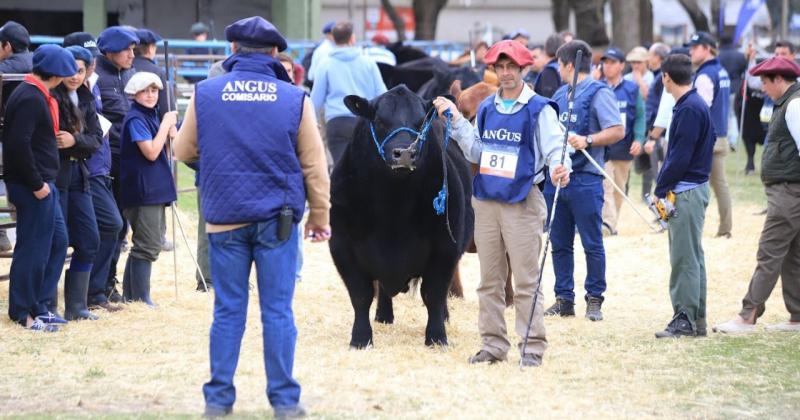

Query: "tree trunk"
<box><xmin>640</xmin><ymin>0</ymin><xmax>653</xmax><ymax>45</ymax></box>
<box><xmin>710</xmin><ymin>0</ymin><xmax>721</xmax><ymax>37</ymax></box>
<box><xmin>571</xmin><ymin>0</ymin><xmax>610</xmax><ymax>46</ymax></box>
<box><xmin>677</xmin><ymin>0</ymin><xmax>710</xmax><ymax>32</ymax></box>
<box><xmin>413</xmin><ymin>0</ymin><xmax>448</xmax><ymax>40</ymax></box>
<box><xmin>551</xmin><ymin>0</ymin><xmax>571</xmax><ymax>32</ymax></box>
<box><xmin>381</xmin><ymin>0</ymin><xmax>406</xmax><ymax>42</ymax></box>
<box><xmin>612</xmin><ymin>0</ymin><xmax>640</xmax><ymax>51</ymax></box>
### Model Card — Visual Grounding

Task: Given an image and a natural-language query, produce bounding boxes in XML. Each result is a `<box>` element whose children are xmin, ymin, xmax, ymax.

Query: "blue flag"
<box><xmin>734</xmin><ymin>0</ymin><xmax>765</xmax><ymax>44</ymax></box>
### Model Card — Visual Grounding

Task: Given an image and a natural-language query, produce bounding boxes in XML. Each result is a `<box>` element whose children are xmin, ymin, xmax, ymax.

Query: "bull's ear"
<box><xmin>344</xmin><ymin>95</ymin><xmax>374</xmax><ymax>120</ymax></box>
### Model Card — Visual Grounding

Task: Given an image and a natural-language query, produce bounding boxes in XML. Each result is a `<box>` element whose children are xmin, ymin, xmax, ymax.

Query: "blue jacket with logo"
<box><xmin>607</xmin><ymin>79</ymin><xmax>638</xmax><ymax>161</ymax></box>
<box><xmin>694</xmin><ymin>58</ymin><xmax>730</xmax><ymax>137</ymax></box>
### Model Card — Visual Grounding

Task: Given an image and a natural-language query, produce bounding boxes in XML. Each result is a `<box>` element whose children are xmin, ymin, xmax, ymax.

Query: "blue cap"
<box><xmin>0</xmin><ymin>21</ymin><xmax>30</xmax><ymax>49</ymax></box>
<box><xmin>225</xmin><ymin>16</ymin><xmax>287</xmax><ymax>51</ymax></box>
<box><xmin>686</xmin><ymin>31</ymin><xmax>717</xmax><ymax>48</ymax></box>
<box><xmin>135</xmin><ymin>28</ymin><xmax>162</xmax><ymax>45</ymax></box>
<box><xmin>33</xmin><ymin>44</ymin><xmax>78</xmax><ymax>77</ymax></box>
<box><xmin>97</xmin><ymin>26</ymin><xmax>139</xmax><ymax>53</ymax></box>
<box><xmin>65</xmin><ymin>45</ymin><xmax>93</xmax><ymax>65</ymax></box>
<box><xmin>322</xmin><ymin>21</ymin><xmax>335</xmax><ymax>34</ymax></box>
<box><xmin>63</xmin><ymin>32</ymin><xmax>101</xmax><ymax>56</ymax></box>
<box><xmin>509</xmin><ymin>28</ymin><xmax>530</xmax><ymax>40</ymax></box>
<box><xmin>602</xmin><ymin>47</ymin><xmax>626</xmax><ymax>62</ymax></box>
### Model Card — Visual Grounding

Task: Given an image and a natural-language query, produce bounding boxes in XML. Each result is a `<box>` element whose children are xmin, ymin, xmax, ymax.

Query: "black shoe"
<box><xmin>520</xmin><ymin>353</ymin><xmax>543</xmax><ymax>368</ymax></box>
<box><xmin>203</xmin><ymin>405</ymin><xmax>232</xmax><ymax>418</ymax></box>
<box><xmin>544</xmin><ymin>298</ymin><xmax>575</xmax><ymax>317</ymax></box>
<box><xmin>468</xmin><ymin>350</ymin><xmax>502</xmax><ymax>364</ymax></box>
<box><xmin>107</xmin><ymin>283</ymin><xmax>124</xmax><ymax>303</ymax></box>
<box><xmin>655</xmin><ymin>312</ymin><xmax>697</xmax><ymax>338</ymax></box>
<box><xmin>585</xmin><ymin>296</ymin><xmax>604</xmax><ymax>321</ymax></box>
<box><xmin>196</xmin><ymin>279</ymin><xmax>213</xmax><ymax>292</ymax></box>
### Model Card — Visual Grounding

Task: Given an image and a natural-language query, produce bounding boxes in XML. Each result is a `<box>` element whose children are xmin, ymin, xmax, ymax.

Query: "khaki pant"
<box><xmin>710</xmin><ymin>137</ymin><xmax>733</xmax><ymax>236</ymax></box>
<box><xmin>473</xmin><ymin>187</ymin><xmax>547</xmax><ymax>360</ymax></box>
<box><xmin>740</xmin><ymin>183</ymin><xmax>800</xmax><ymax>322</ymax></box>
<box><xmin>601</xmin><ymin>160</ymin><xmax>632</xmax><ymax>232</ymax></box>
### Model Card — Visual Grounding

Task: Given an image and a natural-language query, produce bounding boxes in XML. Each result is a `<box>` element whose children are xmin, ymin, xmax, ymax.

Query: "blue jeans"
<box><xmin>6</xmin><ymin>182</ymin><xmax>68</xmax><ymax>324</ymax></box>
<box><xmin>58</xmin><ymin>162</ymin><xmax>100</xmax><ymax>269</ymax></box>
<box><xmin>88</xmin><ymin>176</ymin><xmax>123</xmax><ymax>304</ymax></box>
<box><xmin>203</xmin><ymin>220</ymin><xmax>301</xmax><ymax>410</ymax></box>
<box><xmin>544</xmin><ymin>172</ymin><xmax>606</xmax><ymax>303</ymax></box>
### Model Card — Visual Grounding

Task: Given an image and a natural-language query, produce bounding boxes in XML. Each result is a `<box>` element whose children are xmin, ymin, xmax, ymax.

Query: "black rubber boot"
<box><xmin>64</xmin><ymin>270</ymin><xmax>99</xmax><ymax>321</ymax></box>
<box><xmin>122</xmin><ymin>257</ymin><xmax>132</xmax><ymax>302</ymax></box>
<box><xmin>128</xmin><ymin>257</ymin><xmax>155</xmax><ymax>307</ymax></box>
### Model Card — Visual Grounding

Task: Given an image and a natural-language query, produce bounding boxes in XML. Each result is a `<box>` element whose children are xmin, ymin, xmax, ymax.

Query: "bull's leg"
<box><xmin>375</xmin><ymin>285</ymin><xmax>394</xmax><ymax>324</ymax></box>
<box><xmin>421</xmin><ymin>269</ymin><xmax>452</xmax><ymax>347</ymax></box>
<box><xmin>448</xmin><ymin>261</ymin><xmax>464</xmax><ymax>298</ymax></box>
<box><xmin>342</xmin><ymin>271</ymin><xmax>375</xmax><ymax>349</ymax></box>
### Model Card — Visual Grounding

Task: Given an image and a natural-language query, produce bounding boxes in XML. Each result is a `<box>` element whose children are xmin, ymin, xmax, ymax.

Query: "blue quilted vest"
<box><xmin>474</xmin><ymin>94</ymin><xmax>555</xmax><ymax>203</ymax></box>
<box><xmin>119</xmin><ymin>101</ymin><xmax>177</xmax><ymax>208</ymax></box>
<box><xmin>551</xmin><ymin>78</ymin><xmax>607</xmax><ymax>175</ymax></box>
<box><xmin>195</xmin><ymin>53</ymin><xmax>306</xmax><ymax>225</ymax></box>
<box><xmin>694</xmin><ymin>58</ymin><xmax>730</xmax><ymax>137</ymax></box>
<box><xmin>607</xmin><ymin>79</ymin><xmax>638</xmax><ymax>161</ymax></box>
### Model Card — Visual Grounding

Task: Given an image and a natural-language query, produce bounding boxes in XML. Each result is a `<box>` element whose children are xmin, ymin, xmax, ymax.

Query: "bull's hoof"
<box><xmin>349</xmin><ymin>338</ymin><xmax>373</xmax><ymax>349</ymax></box>
<box><xmin>374</xmin><ymin>314</ymin><xmax>394</xmax><ymax>324</ymax></box>
<box><xmin>447</xmin><ymin>290</ymin><xmax>464</xmax><ymax>299</ymax></box>
<box><xmin>425</xmin><ymin>335</ymin><xmax>448</xmax><ymax>347</ymax></box>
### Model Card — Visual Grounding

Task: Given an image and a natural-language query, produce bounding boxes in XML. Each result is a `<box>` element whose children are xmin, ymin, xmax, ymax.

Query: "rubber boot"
<box><xmin>64</xmin><ymin>270</ymin><xmax>99</xmax><ymax>321</ymax></box>
<box><xmin>129</xmin><ymin>257</ymin><xmax>155</xmax><ymax>307</ymax></box>
<box><xmin>122</xmin><ymin>257</ymin><xmax>133</xmax><ymax>302</ymax></box>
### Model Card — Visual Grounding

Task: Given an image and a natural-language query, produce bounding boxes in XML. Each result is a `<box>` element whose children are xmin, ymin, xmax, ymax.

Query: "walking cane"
<box><xmin>578</xmin><ymin>149</ymin><xmax>663</xmax><ymax>233</ymax></box>
<box><xmin>520</xmin><ymin>50</ymin><xmax>583</xmax><ymax>368</ymax></box>
<box><xmin>163</xmin><ymin>40</ymin><xmax>210</xmax><ymax>297</ymax></box>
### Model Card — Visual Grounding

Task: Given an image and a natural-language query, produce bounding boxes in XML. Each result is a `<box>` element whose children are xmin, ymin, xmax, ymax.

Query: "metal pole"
<box><xmin>164</xmin><ymin>40</ymin><xmax>179</xmax><ymax>300</ymax></box>
<box><xmin>520</xmin><ymin>50</ymin><xmax>583</xmax><ymax>368</ymax></box>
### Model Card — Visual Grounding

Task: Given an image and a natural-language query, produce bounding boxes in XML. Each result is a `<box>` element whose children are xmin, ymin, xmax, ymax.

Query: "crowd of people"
<box><xmin>1</xmin><ymin>13</ymin><xmax>800</xmax><ymax>419</ymax></box>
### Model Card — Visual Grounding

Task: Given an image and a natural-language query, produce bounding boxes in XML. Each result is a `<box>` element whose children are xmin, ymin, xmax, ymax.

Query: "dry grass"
<box><xmin>1</xmin><ymin>181</ymin><xmax>800</xmax><ymax>418</ymax></box>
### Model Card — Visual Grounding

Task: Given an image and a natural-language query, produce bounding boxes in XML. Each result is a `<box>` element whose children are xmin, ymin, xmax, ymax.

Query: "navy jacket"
<box><xmin>2</xmin><ymin>82</ymin><xmax>59</xmax><ymax>191</ymax></box>
<box><xmin>0</xmin><ymin>51</ymin><xmax>33</xmax><ymax>73</ymax></box>
<box><xmin>655</xmin><ymin>89</ymin><xmax>716</xmax><ymax>197</ymax></box>
<box><xmin>52</xmin><ymin>84</ymin><xmax>103</xmax><ymax>190</ymax></box>
<box><xmin>533</xmin><ymin>59</ymin><xmax>562</xmax><ymax>99</ymax></box>
<box><xmin>94</xmin><ymin>55</ymin><xmax>136</xmax><ymax>155</ymax></box>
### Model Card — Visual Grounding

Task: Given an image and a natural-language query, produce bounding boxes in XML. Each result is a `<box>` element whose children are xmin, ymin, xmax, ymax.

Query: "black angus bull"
<box><xmin>329</xmin><ymin>85</ymin><xmax>474</xmax><ymax>348</ymax></box>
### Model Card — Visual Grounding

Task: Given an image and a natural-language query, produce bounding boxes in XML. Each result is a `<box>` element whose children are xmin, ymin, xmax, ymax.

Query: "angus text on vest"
<box><xmin>482</xmin><ymin>128</ymin><xmax>522</xmax><ymax>142</ymax></box>
<box><xmin>221</xmin><ymin>80</ymin><xmax>279</xmax><ymax>102</ymax></box>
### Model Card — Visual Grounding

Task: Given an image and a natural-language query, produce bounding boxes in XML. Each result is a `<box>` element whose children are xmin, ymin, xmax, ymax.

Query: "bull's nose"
<box><xmin>391</xmin><ymin>147</ymin><xmax>417</xmax><ymax>167</ymax></box>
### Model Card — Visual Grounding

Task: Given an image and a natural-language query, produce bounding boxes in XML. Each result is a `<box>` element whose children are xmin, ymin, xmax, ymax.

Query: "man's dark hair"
<box><xmin>1</xmin><ymin>39</ymin><xmax>25</xmax><ymax>54</ymax></box>
<box><xmin>775</xmin><ymin>40</ymin><xmax>796</xmax><ymax>54</ymax></box>
<box><xmin>332</xmin><ymin>22</ymin><xmax>354</xmax><ymax>45</ymax></box>
<box><xmin>31</xmin><ymin>70</ymin><xmax>55</xmax><ymax>81</ymax></box>
<box><xmin>661</xmin><ymin>54</ymin><xmax>693</xmax><ymax>86</ymax></box>
<box><xmin>555</xmin><ymin>40</ymin><xmax>591</xmax><ymax>73</ymax></box>
<box><xmin>544</xmin><ymin>33</ymin><xmax>565</xmax><ymax>57</ymax></box>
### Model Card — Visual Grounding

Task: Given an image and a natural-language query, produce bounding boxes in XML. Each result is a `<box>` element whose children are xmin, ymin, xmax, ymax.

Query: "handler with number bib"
<box><xmin>434</xmin><ymin>39</ymin><xmax>571</xmax><ymax>367</ymax></box>
<box><xmin>174</xmin><ymin>16</ymin><xmax>330</xmax><ymax>419</ymax></box>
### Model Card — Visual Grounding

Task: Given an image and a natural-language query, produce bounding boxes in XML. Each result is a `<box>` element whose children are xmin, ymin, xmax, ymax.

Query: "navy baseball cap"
<box><xmin>135</xmin><ymin>28</ymin><xmax>162</xmax><ymax>45</ymax></box>
<box><xmin>322</xmin><ymin>21</ymin><xmax>335</xmax><ymax>34</ymax></box>
<box><xmin>602</xmin><ymin>47</ymin><xmax>626</xmax><ymax>62</ymax></box>
<box><xmin>63</xmin><ymin>32</ymin><xmax>101</xmax><ymax>56</ymax></box>
<box><xmin>0</xmin><ymin>21</ymin><xmax>30</xmax><ymax>49</ymax></box>
<box><xmin>33</xmin><ymin>44</ymin><xmax>78</xmax><ymax>77</ymax></box>
<box><xmin>97</xmin><ymin>26</ymin><xmax>139</xmax><ymax>53</ymax></box>
<box><xmin>225</xmin><ymin>16</ymin><xmax>287</xmax><ymax>51</ymax></box>
<box><xmin>686</xmin><ymin>31</ymin><xmax>717</xmax><ymax>48</ymax></box>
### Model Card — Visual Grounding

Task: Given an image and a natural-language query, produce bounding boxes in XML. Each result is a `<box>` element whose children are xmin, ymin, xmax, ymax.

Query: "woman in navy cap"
<box><xmin>50</xmin><ymin>45</ymin><xmax>106</xmax><ymax>320</ymax></box>
<box><xmin>2</xmin><ymin>44</ymin><xmax>76</xmax><ymax>331</ymax></box>
<box><xmin>119</xmin><ymin>71</ymin><xmax>177</xmax><ymax>306</ymax></box>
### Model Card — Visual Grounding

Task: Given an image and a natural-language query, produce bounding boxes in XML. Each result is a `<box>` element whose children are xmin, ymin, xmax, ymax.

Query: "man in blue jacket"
<box><xmin>310</xmin><ymin>21</ymin><xmax>386</xmax><ymax>166</ymax></box>
<box><xmin>0</xmin><ymin>21</ymin><xmax>32</xmax><ymax>73</ymax></box>
<box><xmin>688</xmin><ymin>32</ymin><xmax>732</xmax><ymax>238</ymax></box>
<box><xmin>652</xmin><ymin>54</ymin><xmax>716</xmax><ymax>338</ymax></box>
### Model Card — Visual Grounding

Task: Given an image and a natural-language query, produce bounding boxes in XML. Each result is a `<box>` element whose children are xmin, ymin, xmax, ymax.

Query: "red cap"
<box><xmin>371</xmin><ymin>33</ymin><xmax>390</xmax><ymax>46</ymax></box>
<box><xmin>749</xmin><ymin>56</ymin><xmax>800</xmax><ymax>78</ymax></box>
<box><xmin>484</xmin><ymin>40</ymin><xmax>533</xmax><ymax>67</ymax></box>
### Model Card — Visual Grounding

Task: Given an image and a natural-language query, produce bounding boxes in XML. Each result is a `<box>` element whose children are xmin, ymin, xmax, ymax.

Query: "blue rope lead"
<box><xmin>432</xmin><ymin>109</ymin><xmax>453</xmax><ymax>216</ymax></box>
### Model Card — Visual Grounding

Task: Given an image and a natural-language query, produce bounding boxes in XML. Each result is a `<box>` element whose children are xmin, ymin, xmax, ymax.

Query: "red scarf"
<box><xmin>24</xmin><ymin>74</ymin><xmax>59</xmax><ymax>135</ymax></box>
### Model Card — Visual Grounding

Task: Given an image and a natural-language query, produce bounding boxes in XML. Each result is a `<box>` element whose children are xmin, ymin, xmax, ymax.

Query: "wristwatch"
<box><xmin>586</xmin><ymin>135</ymin><xmax>594</xmax><ymax>148</ymax></box>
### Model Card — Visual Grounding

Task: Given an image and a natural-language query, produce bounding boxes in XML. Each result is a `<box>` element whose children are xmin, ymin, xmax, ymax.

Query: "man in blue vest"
<box><xmin>175</xmin><ymin>16</ymin><xmax>330</xmax><ymax>418</ymax></box>
<box><xmin>434</xmin><ymin>39</ymin><xmax>570</xmax><ymax>367</ymax></box>
<box><xmin>652</xmin><ymin>54</ymin><xmax>715</xmax><ymax>338</ymax></box>
<box><xmin>598</xmin><ymin>47</ymin><xmax>646</xmax><ymax>235</ymax></box>
<box><xmin>543</xmin><ymin>40</ymin><xmax>624</xmax><ymax>321</ymax></box>
<box><xmin>688</xmin><ymin>31</ymin><xmax>732</xmax><ymax>238</ymax></box>
<box><xmin>533</xmin><ymin>32</ymin><xmax>565</xmax><ymax>98</ymax></box>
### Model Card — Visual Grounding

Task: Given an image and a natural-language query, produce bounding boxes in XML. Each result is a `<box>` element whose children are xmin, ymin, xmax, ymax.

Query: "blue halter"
<box><xmin>367</xmin><ymin>109</ymin><xmax>453</xmax><ymax>217</ymax></box>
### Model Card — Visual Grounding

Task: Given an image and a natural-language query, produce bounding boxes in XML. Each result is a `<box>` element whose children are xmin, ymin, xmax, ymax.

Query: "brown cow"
<box><xmin>447</xmin><ymin>80</ymin><xmax>515</xmax><ymax>307</ymax></box>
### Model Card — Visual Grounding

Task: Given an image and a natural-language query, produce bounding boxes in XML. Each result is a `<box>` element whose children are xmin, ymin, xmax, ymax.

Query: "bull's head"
<box><xmin>345</xmin><ymin>85</ymin><xmax>439</xmax><ymax>173</ymax></box>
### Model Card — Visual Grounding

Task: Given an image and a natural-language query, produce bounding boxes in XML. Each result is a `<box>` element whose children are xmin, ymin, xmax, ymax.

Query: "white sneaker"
<box><xmin>765</xmin><ymin>321</ymin><xmax>800</xmax><ymax>332</ymax></box>
<box><xmin>712</xmin><ymin>319</ymin><xmax>757</xmax><ymax>334</ymax></box>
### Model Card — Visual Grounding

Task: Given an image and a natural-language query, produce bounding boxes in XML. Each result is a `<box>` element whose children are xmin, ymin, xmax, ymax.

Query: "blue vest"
<box><xmin>607</xmin><ymin>79</ymin><xmax>638</xmax><ymax>161</ymax></box>
<box><xmin>86</xmin><ymin>82</ymin><xmax>111</xmax><ymax>177</ymax></box>
<box><xmin>195</xmin><ymin>53</ymin><xmax>306</xmax><ymax>225</ymax></box>
<box><xmin>119</xmin><ymin>102</ymin><xmax>177</xmax><ymax>208</ymax></box>
<box><xmin>474</xmin><ymin>94</ymin><xmax>554</xmax><ymax>203</ymax></box>
<box><xmin>551</xmin><ymin>79</ymin><xmax>607</xmax><ymax>175</ymax></box>
<box><xmin>694</xmin><ymin>58</ymin><xmax>730</xmax><ymax>137</ymax></box>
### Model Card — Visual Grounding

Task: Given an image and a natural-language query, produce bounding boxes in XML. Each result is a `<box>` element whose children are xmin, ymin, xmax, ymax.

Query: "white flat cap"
<box><xmin>124</xmin><ymin>71</ymin><xmax>163</xmax><ymax>95</ymax></box>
